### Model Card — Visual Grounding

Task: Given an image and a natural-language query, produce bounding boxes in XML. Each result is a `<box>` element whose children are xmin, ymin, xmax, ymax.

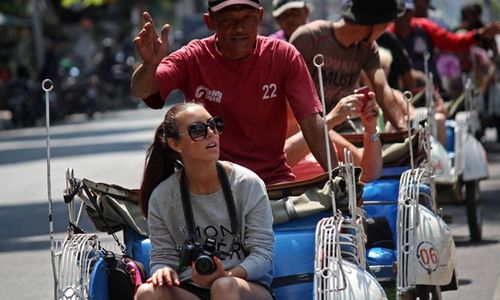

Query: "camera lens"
<box><xmin>195</xmin><ymin>255</ymin><xmax>216</xmax><ymax>275</ymax></box>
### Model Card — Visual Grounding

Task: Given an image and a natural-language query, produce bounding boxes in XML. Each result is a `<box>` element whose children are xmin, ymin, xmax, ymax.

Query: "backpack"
<box><xmin>105</xmin><ymin>251</ymin><xmax>147</xmax><ymax>300</ymax></box>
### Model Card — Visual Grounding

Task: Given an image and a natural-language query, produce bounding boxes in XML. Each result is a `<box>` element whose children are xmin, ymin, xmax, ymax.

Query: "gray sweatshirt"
<box><xmin>148</xmin><ymin>163</ymin><xmax>274</xmax><ymax>286</ymax></box>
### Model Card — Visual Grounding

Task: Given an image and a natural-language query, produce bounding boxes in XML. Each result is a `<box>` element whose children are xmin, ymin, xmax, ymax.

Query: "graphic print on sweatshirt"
<box><xmin>176</xmin><ymin>223</ymin><xmax>245</xmax><ymax>261</ymax></box>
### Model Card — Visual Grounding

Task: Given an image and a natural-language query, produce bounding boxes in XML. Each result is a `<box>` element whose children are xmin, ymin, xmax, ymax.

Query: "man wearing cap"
<box><xmin>290</xmin><ymin>0</ymin><xmax>407</xmax><ymax>131</ymax></box>
<box><xmin>131</xmin><ymin>0</ymin><xmax>338</xmax><ymax>186</ymax></box>
<box><xmin>270</xmin><ymin>0</ymin><xmax>310</xmax><ymax>42</ymax></box>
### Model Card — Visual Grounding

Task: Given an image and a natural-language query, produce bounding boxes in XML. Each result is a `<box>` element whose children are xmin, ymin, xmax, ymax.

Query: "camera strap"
<box><xmin>179</xmin><ymin>161</ymin><xmax>239</xmax><ymax>255</ymax></box>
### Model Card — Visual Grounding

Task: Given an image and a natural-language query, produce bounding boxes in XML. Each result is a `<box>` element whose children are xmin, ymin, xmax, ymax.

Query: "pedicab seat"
<box><xmin>362</xmin><ymin>167</ymin><xmax>434</xmax><ymax>282</ymax></box>
<box><xmin>445</xmin><ymin>120</ymin><xmax>455</xmax><ymax>152</ymax></box>
<box><xmin>119</xmin><ymin>212</ymin><xmax>326</xmax><ymax>300</ymax></box>
<box><xmin>366</xmin><ymin>247</ymin><xmax>397</xmax><ymax>281</ymax></box>
<box><xmin>363</xmin><ymin>179</ymin><xmax>401</xmax><ymax>246</ymax></box>
<box><xmin>363</xmin><ymin>173</ymin><xmax>402</xmax><ymax>282</ymax></box>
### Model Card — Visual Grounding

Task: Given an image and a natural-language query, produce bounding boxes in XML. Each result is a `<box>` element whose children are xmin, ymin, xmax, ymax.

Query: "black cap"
<box><xmin>342</xmin><ymin>0</ymin><xmax>400</xmax><ymax>25</ymax></box>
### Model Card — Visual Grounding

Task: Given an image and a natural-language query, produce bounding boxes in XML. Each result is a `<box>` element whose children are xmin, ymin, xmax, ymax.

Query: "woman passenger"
<box><xmin>135</xmin><ymin>103</ymin><xmax>274</xmax><ymax>300</ymax></box>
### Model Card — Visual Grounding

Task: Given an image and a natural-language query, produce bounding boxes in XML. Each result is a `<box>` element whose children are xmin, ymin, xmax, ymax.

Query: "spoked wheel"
<box><xmin>465</xmin><ymin>180</ymin><xmax>482</xmax><ymax>241</ymax></box>
<box><xmin>401</xmin><ymin>285</ymin><xmax>442</xmax><ymax>300</ymax></box>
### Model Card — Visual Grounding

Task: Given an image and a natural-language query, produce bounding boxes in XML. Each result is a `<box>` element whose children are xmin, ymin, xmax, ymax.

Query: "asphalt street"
<box><xmin>0</xmin><ymin>107</ymin><xmax>499</xmax><ymax>299</ymax></box>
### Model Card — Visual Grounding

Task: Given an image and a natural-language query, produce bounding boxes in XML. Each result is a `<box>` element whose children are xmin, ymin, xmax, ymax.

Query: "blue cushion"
<box><xmin>363</xmin><ymin>179</ymin><xmax>400</xmax><ymax>202</ymax></box>
<box><xmin>363</xmin><ymin>179</ymin><xmax>400</xmax><ymax>248</ymax></box>
<box><xmin>445</xmin><ymin>120</ymin><xmax>455</xmax><ymax>152</ymax></box>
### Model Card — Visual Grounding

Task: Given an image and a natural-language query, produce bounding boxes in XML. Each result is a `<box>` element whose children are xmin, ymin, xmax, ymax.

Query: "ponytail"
<box><xmin>139</xmin><ymin>102</ymin><xmax>201</xmax><ymax>216</ymax></box>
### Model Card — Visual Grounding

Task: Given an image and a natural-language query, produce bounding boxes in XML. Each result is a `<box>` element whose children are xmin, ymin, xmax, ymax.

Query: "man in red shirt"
<box><xmin>388</xmin><ymin>0</ymin><xmax>500</xmax><ymax>93</ymax></box>
<box><xmin>131</xmin><ymin>0</ymin><xmax>338</xmax><ymax>185</ymax></box>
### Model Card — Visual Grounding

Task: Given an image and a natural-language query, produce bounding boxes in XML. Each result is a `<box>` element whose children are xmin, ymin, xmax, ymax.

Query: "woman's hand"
<box><xmin>133</xmin><ymin>12</ymin><xmax>170</xmax><ymax>67</ymax></box>
<box><xmin>147</xmin><ymin>266</ymin><xmax>180</xmax><ymax>287</ymax></box>
<box><xmin>191</xmin><ymin>256</ymin><xmax>227</xmax><ymax>287</ymax></box>
<box><xmin>359</xmin><ymin>92</ymin><xmax>379</xmax><ymax>133</ymax></box>
<box><xmin>326</xmin><ymin>94</ymin><xmax>364</xmax><ymax>129</ymax></box>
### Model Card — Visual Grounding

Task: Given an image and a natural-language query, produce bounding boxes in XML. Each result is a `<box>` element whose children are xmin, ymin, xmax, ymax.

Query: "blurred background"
<box><xmin>0</xmin><ymin>0</ymin><xmax>499</xmax><ymax>130</ymax></box>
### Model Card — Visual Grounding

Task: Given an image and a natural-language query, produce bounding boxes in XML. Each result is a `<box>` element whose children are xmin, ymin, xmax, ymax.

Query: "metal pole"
<box><xmin>403</xmin><ymin>91</ymin><xmax>415</xmax><ymax>172</ymax></box>
<box><xmin>42</xmin><ymin>79</ymin><xmax>57</xmax><ymax>299</ymax></box>
<box><xmin>313</xmin><ymin>54</ymin><xmax>336</xmax><ymax>212</ymax></box>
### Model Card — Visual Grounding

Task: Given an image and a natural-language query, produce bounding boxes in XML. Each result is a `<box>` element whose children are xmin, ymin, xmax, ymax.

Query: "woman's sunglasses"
<box><xmin>178</xmin><ymin>116</ymin><xmax>224</xmax><ymax>141</ymax></box>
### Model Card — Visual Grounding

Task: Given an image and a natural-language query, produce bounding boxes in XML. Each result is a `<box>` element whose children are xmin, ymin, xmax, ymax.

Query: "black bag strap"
<box><xmin>179</xmin><ymin>161</ymin><xmax>239</xmax><ymax>247</ymax></box>
<box><xmin>271</xmin><ymin>273</ymin><xmax>314</xmax><ymax>288</ymax></box>
<box><xmin>215</xmin><ymin>161</ymin><xmax>239</xmax><ymax>238</ymax></box>
<box><xmin>179</xmin><ymin>169</ymin><xmax>196</xmax><ymax>241</ymax></box>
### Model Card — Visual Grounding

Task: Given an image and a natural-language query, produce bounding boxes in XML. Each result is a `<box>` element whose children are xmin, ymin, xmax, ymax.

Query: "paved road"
<box><xmin>0</xmin><ymin>108</ymin><xmax>164</xmax><ymax>299</ymax></box>
<box><xmin>0</xmin><ymin>108</ymin><xmax>499</xmax><ymax>299</ymax></box>
<box><xmin>441</xmin><ymin>141</ymin><xmax>500</xmax><ymax>300</ymax></box>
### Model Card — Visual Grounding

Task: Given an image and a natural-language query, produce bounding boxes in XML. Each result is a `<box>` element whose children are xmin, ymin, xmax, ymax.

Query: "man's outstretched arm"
<box><xmin>299</xmin><ymin>113</ymin><xmax>339</xmax><ymax>172</ymax></box>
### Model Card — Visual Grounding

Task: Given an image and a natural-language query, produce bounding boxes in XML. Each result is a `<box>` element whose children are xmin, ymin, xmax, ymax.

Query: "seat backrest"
<box><xmin>362</xmin><ymin>179</ymin><xmax>400</xmax><ymax>245</ymax></box>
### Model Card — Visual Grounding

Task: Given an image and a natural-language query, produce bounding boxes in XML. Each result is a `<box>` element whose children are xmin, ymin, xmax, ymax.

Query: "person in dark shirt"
<box><xmin>458</xmin><ymin>3</ymin><xmax>498</xmax><ymax>58</ymax></box>
<box><xmin>377</xmin><ymin>31</ymin><xmax>415</xmax><ymax>91</ymax></box>
<box><xmin>388</xmin><ymin>0</ymin><xmax>500</xmax><ymax>95</ymax></box>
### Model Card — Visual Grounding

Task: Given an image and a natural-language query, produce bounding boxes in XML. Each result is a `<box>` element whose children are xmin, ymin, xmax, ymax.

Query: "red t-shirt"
<box><xmin>154</xmin><ymin>35</ymin><xmax>322</xmax><ymax>184</ymax></box>
<box><xmin>387</xmin><ymin>18</ymin><xmax>477</xmax><ymax>52</ymax></box>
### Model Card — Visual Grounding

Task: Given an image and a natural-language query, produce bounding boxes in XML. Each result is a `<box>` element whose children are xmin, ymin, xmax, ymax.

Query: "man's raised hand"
<box><xmin>133</xmin><ymin>12</ymin><xmax>170</xmax><ymax>66</ymax></box>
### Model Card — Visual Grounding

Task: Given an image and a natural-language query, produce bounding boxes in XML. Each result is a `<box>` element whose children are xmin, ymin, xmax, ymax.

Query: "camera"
<box><xmin>179</xmin><ymin>238</ymin><xmax>220</xmax><ymax>275</ymax></box>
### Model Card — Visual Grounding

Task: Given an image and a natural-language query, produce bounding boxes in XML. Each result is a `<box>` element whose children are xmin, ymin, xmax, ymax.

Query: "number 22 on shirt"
<box><xmin>262</xmin><ymin>83</ymin><xmax>277</xmax><ymax>100</ymax></box>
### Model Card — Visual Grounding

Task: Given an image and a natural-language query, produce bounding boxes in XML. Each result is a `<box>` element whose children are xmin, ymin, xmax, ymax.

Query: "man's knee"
<box><xmin>211</xmin><ymin>276</ymin><xmax>240</xmax><ymax>296</ymax></box>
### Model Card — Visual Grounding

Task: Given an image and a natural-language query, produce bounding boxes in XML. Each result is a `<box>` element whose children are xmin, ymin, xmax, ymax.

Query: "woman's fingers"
<box><xmin>343</xmin><ymin>96</ymin><xmax>359</xmax><ymax>111</ymax></box>
<box><xmin>214</xmin><ymin>257</ymin><xmax>226</xmax><ymax>276</ymax></box>
<box><xmin>360</xmin><ymin>101</ymin><xmax>379</xmax><ymax>129</ymax></box>
<box><xmin>172</xmin><ymin>270</ymin><xmax>180</xmax><ymax>286</ymax></box>
<box><xmin>363</xmin><ymin>100</ymin><xmax>377</xmax><ymax>112</ymax></box>
<box><xmin>150</xmin><ymin>267</ymin><xmax>179</xmax><ymax>287</ymax></box>
<box><xmin>341</xmin><ymin>96</ymin><xmax>363</xmax><ymax>119</ymax></box>
<box><xmin>164</xmin><ymin>267</ymin><xmax>180</xmax><ymax>287</ymax></box>
<box><xmin>190</xmin><ymin>258</ymin><xmax>226</xmax><ymax>287</ymax></box>
<box><xmin>163</xmin><ymin>268</ymin><xmax>173</xmax><ymax>287</ymax></box>
<box><xmin>151</xmin><ymin>271</ymin><xmax>160</xmax><ymax>286</ymax></box>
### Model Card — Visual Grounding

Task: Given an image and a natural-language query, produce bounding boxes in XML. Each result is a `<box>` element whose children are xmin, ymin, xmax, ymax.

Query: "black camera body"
<box><xmin>179</xmin><ymin>238</ymin><xmax>220</xmax><ymax>275</ymax></box>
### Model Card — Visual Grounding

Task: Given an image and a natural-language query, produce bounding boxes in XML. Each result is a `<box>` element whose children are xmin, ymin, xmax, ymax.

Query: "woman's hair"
<box><xmin>139</xmin><ymin>102</ymin><xmax>202</xmax><ymax>216</ymax></box>
<box><xmin>378</xmin><ymin>46</ymin><xmax>393</xmax><ymax>71</ymax></box>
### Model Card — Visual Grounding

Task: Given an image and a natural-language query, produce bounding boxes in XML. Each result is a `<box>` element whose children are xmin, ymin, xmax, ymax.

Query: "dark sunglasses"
<box><xmin>178</xmin><ymin>116</ymin><xmax>224</xmax><ymax>141</ymax></box>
